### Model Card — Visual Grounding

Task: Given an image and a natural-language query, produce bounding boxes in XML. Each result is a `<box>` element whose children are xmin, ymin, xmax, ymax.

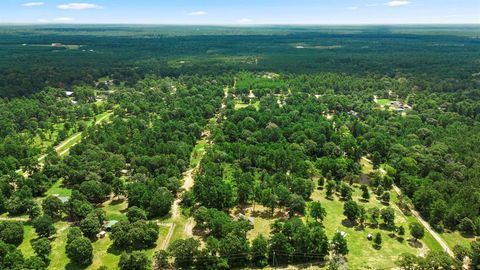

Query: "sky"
<box><xmin>0</xmin><ymin>0</ymin><xmax>479</xmax><ymax>25</ymax></box>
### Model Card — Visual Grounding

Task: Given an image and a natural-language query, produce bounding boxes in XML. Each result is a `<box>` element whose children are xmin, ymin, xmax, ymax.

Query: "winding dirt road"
<box><xmin>161</xmin><ymin>86</ymin><xmax>229</xmax><ymax>250</ymax></box>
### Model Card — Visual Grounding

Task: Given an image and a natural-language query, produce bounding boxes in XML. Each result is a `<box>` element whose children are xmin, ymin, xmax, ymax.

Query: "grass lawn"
<box><xmin>48</xmin><ymin>222</ymin><xmax>71</xmax><ymax>270</ymax></box>
<box><xmin>48</xmin><ymin>219</ymin><xmax>167</xmax><ymax>269</ymax></box>
<box><xmin>244</xmin><ymin>205</ymin><xmax>275</xmax><ymax>241</ymax></box>
<box><xmin>190</xmin><ymin>139</ymin><xmax>207</xmax><ymax>167</ymax></box>
<box><xmin>234</xmin><ymin>102</ymin><xmax>249</xmax><ymax>110</ymax></box>
<box><xmin>102</xmin><ymin>198</ymin><xmax>128</xmax><ymax>222</ymax></box>
<box><xmin>441</xmin><ymin>231</ymin><xmax>478</xmax><ymax>249</ymax></box>
<box><xmin>89</xmin><ymin>235</ymin><xmax>119</xmax><ymax>269</ymax></box>
<box><xmin>19</xmin><ymin>224</ymin><xmax>37</xmax><ymax>258</ymax></box>
<box><xmin>377</xmin><ymin>98</ymin><xmax>392</xmax><ymax>106</ymax></box>
<box><xmin>309</xmin><ymin>187</ymin><xmax>432</xmax><ymax>269</ymax></box>
<box><xmin>45</xmin><ymin>179</ymin><xmax>72</xmax><ymax>197</ymax></box>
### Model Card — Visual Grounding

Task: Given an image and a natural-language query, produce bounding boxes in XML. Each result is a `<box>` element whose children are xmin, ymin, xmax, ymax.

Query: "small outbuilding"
<box><xmin>105</xmin><ymin>220</ymin><xmax>119</xmax><ymax>231</ymax></box>
<box><xmin>97</xmin><ymin>231</ymin><xmax>107</xmax><ymax>238</ymax></box>
<box><xmin>367</xmin><ymin>233</ymin><xmax>373</xmax><ymax>240</ymax></box>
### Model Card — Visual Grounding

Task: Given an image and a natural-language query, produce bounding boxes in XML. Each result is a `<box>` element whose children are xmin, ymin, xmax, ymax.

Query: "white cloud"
<box><xmin>36</xmin><ymin>19</ymin><xmax>49</xmax><ymax>23</ymax></box>
<box><xmin>385</xmin><ymin>1</ymin><xmax>411</xmax><ymax>7</ymax></box>
<box><xmin>22</xmin><ymin>2</ymin><xmax>45</xmax><ymax>7</ymax></box>
<box><xmin>188</xmin><ymin>11</ymin><xmax>207</xmax><ymax>16</ymax></box>
<box><xmin>238</xmin><ymin>18</ymin><xmax>253</xmax><ymax>24</ymax></box>
<box><xmin>55</xmin><ymin>17</ymin><xmax>74</xmax><ymax>22</ymax></box>
<box><xmin>57</xmin><ymin>3</ymin><xmax>101</xmax><ymax>10</ymax></box>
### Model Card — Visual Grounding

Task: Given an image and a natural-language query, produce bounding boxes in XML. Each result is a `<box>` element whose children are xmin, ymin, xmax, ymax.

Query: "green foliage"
<box><xmin>119</xmin><ymin>251</ymin><xmax>150</xmax><ymax>270</ymax></box>
<box><xmin>409</xmin><ymin>222</ymin><xmax>425</xmax><ymax>241</ymax></box>
<box><xmin>66</xmin><ymin>236</ymin><xmax>93</xmax><ymax>265</ymax></box>
<box><xmin>33</xmin><ymin>215</ymin><xmax>56</xmax><ymax>238</ymax></box>
<box><xmin>0</xmin><ymin>221</ymin><xmax>24</xmax><ymax>246</ymax></box>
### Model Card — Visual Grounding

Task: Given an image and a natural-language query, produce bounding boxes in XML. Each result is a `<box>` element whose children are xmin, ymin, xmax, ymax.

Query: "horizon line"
<box><xmin>0</xmin><ymin>22</ymin><xmax>479</xmax><ymax>26</ymax></box>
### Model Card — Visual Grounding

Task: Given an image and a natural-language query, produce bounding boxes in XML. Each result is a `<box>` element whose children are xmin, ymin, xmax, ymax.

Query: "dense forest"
<box><xmin>0</xmin><ymin>25</ymin><xmax>479</xmax><ymax>269</ymax></box>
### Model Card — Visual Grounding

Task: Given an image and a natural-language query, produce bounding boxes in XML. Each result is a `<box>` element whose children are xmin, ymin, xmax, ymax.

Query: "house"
<box><xmin>65</xmin><ymin>91</ymin><xmax>74</xmax><ymax>97</ymax></box>
<box><xmin>51</xmin><ymin>43</ymin><xmax>63</xmax><ymax>47</ymax></box>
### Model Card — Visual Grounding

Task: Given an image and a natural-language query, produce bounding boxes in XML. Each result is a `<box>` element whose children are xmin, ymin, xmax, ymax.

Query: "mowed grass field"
<box><xmin>441</xmin><ymin>230</ymin><xmax>478</xmax><ymax>249</ymax></box>
<box><xmin>309</xmin><ymin>186</ymin><xmax>439</xmax><ymax>269</ymax></box>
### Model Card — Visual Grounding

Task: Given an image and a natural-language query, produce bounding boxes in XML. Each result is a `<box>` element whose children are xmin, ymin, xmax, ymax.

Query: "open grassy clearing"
<box><xmin>376</xmin><ymin>98</ymin><xmax>392</xmax><ymax>106</ymax></box>
<box><xmin>45</xmin><ymin>179</ymin><xmax>72</xmax><ymax>197</ymax></box>
<box><xmin>441</xmin><ymin>231</ymin><xmax>478</xmax><ymax>249</ymax></box>
<box><xmin>190</xmin><ymin>139</ymin><xmax>207</xmax><ymax>167</ymax></box>
<box><xmin>309</xmin><ymin>187</ymin><xmax>431</xmax><ymax>269</ymax></box>
<box><xmin>48</xmin><ymin>222</ymin><xmax>71</xmax><ymax>270</ymax></box>
<box><xmin>102</xmin><ymin>198</ymin><xmax>128</xmax><ymax>222</ymax></box>
<box><xmin>19</xmin><ymin>224</ymin><xmax>37</xmax><ymax>258</ymax></box>
<box><xmin>234</xmin><ymin>99</ymin><xmax>260</xmax><ymax>111</ymax></box>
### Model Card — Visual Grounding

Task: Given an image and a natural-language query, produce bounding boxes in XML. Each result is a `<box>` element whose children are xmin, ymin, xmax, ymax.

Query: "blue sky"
<box><xmin>1</xmin><ymin>0</ymin><xmax>479</xmax><ymax>24</ymax></box>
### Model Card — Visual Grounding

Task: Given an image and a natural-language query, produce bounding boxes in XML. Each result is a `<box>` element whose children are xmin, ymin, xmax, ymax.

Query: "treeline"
<box><xmin>1</xmin><ymin>26</ymin><xmax>479</xmax><ymax>97</ymax></box>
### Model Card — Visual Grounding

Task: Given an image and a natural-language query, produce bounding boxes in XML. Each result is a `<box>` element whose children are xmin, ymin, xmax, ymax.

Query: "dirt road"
<box><xmin>392</xmin><ymin>184</ymin><xmax>454</xmax><ymax>257</ymax></box>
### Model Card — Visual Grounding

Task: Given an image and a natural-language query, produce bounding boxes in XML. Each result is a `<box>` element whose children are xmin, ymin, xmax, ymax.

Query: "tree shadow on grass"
<box><xmin>460</xmin><ymin>231</ymin><xmax>477</xmax><ymax>239</ymax></box>
<box><xmin>341</xmin><ymin>219</ymin><xmax>355</xmax><ymax>228</ymax></box>
<box><xmin>110</xmin><ymin>197</ymin><xmax>125</xmax><ymax>205</ymax></box>
<box><xmin>408</xmin><ymin>239</ymin><xmax>423</xmax><ymax>249</ymax></box>
<box><xmin>65</xmin><ymin>262</ymin><xmax>87</xmax><ymax>270</ymax></box>
<box><xmin>373</xmin><ymin>244</ymin><xmax>382</xmax><ymax>250</ymax></box>
<box><xmin>107</xmin><ymin>244</ymin><xmax>123</xmax><ymax>256</ymax></box>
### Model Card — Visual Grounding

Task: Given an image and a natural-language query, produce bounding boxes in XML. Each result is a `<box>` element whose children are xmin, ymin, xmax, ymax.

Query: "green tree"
<box><xmin>168</xmin><ymin>238</ymin><xmax>200</xmax><ymax>269</ymax></box>
<box><xmin>374</xmin><ymin>233</ymin><xmax>382</xmax><ymax>248</ymax></box>
<box><xmin>126</xmin><ymin>206</ymin><xmax>147</xmax><ymax>222</ymax></box>
<box><xmin>31</xmin><ymin>237</ymin><xmax>51</xmax><ymax>261</ymax></box>
<box><xmin>119</xmin><ymin>251</ymin><xmax>150</xmax><ymax>270</ymax></box>
<box><xmin>33</xmin><ymin>215</ymin><xmax>56</xmax><ymax>238</ymax></box>
<box><xmin>331</xmin><ymin>232</ymin><xmax>348</xmax><ymax>255</ymax></box>
<box><xmin>268</xmin><ymin>232</ymin><xmax>293</xmax><ymax>264</ymax></box>
<box><xmin>310</xmin><ymin>201</ymin><xmax>327</xmax><ymax>222</ymax></box>
<box><xmin>66</xmin><ymin>236</ymin><xmax>93</xmax><ymax>265</ymax></box>
<box><xmin>343</xmin><ymin>201</ymin><xmax>360</xmax><ymax>224</ymax></box>
<box><xmin>326</xmin><ymin>180</ymin><xmax>335</xmax><ymax>198</ymax></box>
<box><xmin>42</xmin><ymin>196</ymin><xmax>64</xmax><ymax>220</ymax></box>
<box><xmin>251</xmin><ymin>234</ymin><xmax>268</xmax><ymax>267</ymax></box>
<box><xmin>380</xmin><ymin>207</ymin><xmax>395</xmax><ymax>230</ymax></box>
<box><xmin>459</xmin><ymin>217</ymin><xmax>475</xmax><ymax>235</ymax></box>
<box><xmin>360</xmin><ymin>185</ymin><xmax>370</xmax><ymax>201</ymax></box>
<box><xmin>80</xmin><ymin>214</ymin><xmax>101</xmax><ymax>239</ymax></box>
<box><xmin>409</xmin><ymin>222</ymin><xmax>424</xmax><ymax>241</ymax></box>
<box><xmin>0</xmin><ymin>221</ymin><xmax>24</xmax><ymax>245</ymax></box>
<box><xmin>381</xmin><ymin>192</ymin><xmax>390</xmax><ymax>204</ymax></box>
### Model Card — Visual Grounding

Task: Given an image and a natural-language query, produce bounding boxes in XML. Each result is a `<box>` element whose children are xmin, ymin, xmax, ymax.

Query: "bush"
<box><xmin>0</xmin><ymin>221</ymin><xmax>24</xmax><ymax>245</ymax></box>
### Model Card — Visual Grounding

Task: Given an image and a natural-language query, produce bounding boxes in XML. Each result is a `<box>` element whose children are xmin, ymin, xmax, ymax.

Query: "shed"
<box><xmin>53</xmin><ymin>194</ymin><xmax>70</xmax><ymax>203</ymax></box>
<box><xmin>65</xmin><ymin>91</ymin><xmax>74</xmax><ymax>97</ymax></box>
<box><xmin>97</xmin><ymin>231</ymin><xmax>106</xmax><ymax>238</ymax></box>
<box><xmin>105</xmin><ymin>220</ymin><xmax>119</xmax><ymax>231</ymax></box>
